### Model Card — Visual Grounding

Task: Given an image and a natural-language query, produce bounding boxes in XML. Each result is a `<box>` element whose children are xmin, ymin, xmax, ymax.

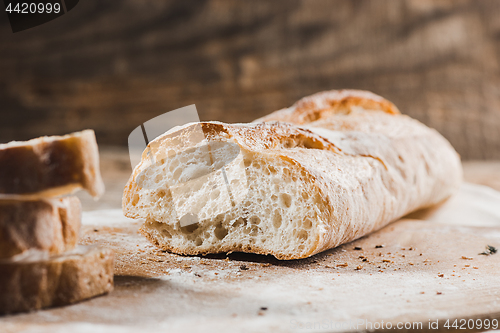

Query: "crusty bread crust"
<box><xmin>0</xmin><ymin>130</ymin><xmax>105</xmax><ymax>199</ymax></box>
<box><xmin>0</xmin><ymin>246</ymin><xmax>114</xmax><ymax>314</ymax></box>
<box><xmin>123</xmin><ymin>90</ymin><xmax>462</xmax><ymax>259</ymax></box>
<box><xmin>254</xmin><ymin>89</ymin><xmax>400</xmax><ymax>124</ymax></box>
<box><xmin>0</xmin><ymin>197</ymin><xmax>81</xmax><ymax>259</ymax></box>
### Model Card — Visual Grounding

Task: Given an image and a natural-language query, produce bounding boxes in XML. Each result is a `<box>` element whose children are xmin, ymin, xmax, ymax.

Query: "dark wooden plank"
<box><xmin>1</xmin><ymin>0</ymin><xmax>500</xmax><ymax>159</ymax></box>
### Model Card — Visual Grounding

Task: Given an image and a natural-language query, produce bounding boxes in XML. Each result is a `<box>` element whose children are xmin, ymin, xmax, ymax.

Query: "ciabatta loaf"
<box><xmin>0</xmin><ymin>245</ymin><xmax>113</xmax><ymax>314</ymax></box>
<box><xmin>0</xmin><ymin>197</ymin><xmax>81</xmax><ymax>259</ymax></box>
<box><xmin>123</xmin><ymin>90</ymin><xmax>462</xmax><ymax>259</ymax></box>
<box><xmin>0</xmin><ymin>130</ymin><xmax>104</xmax><ymax>199</ymax></box>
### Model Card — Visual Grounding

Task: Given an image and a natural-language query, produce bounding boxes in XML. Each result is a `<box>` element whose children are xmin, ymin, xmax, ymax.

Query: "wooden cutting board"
<box><xmin>2</xmin><ymin>183</ymin><xmax>500</xmax><ymax>333</ymax></box>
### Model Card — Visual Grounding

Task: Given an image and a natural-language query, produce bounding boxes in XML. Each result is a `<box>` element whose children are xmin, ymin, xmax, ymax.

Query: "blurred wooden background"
<box><xmin>1</xmin><ymin>0</ymin><xmax>500</xmax><ymax>159</ymax></box>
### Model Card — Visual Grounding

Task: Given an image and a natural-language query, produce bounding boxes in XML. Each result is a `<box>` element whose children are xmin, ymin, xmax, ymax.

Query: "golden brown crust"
<box><xmin>0</xmin><ymin>246</ymin><xmax>114</xmax><ymax>314</ymax></box>
<box><xmin>254</xmin><ymin>89</ymin><xmax>400</xmax><ymax>124</ymax></box>
<box><xmin>58</xmin><ymin>197</ymin><xmax>82</xmax><ymax>253</ymax></box>
<box><xmin>0</xmin><ymin>130</ymin><xmax>105</xmax><ymax>198</ymax></box>
<box><xmin>0</xmin><ymin>197</ymin><xmax>81</xmax><ymax>259</ymax></box>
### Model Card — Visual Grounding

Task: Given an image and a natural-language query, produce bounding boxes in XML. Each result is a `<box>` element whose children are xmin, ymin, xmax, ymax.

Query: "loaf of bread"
<box><xmin>0</xmin><ymin>245</ymin><xmax>114</xmax><ymax>314</ymax></box>
<box><xmin>122</xmin><ymin>90</ymin><xmax>462</xmax><ymax>259</ymax></box>
<box><xmin>0</xmin><ymin>197</ymin><xmax>81</xmax><ymax>259</ymax></box>
<box><xmin>0</xmin><ymin>130</ymin><xmax>105</xmax><ymax>199</ymax></box>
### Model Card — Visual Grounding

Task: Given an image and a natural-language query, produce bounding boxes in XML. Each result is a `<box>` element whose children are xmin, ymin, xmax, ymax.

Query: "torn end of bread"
<box><xmin>0</xmin><ymin>197</ymin><xmax>82</xmax><ymax>259</ymax></box>
<box><xmin>0</xmin><ymin>130</ymin><xmax>105</xmax><ymax>199</ymax></box>
<box><xmin>122</xmin><ymin>90</ymin><xmax>462</xmax><ymax>260</ymax></box>
<box><xmin>0</xmin><ymin>245</ymin><xmax>114</xmax><ymax>314</ymax></box>
<box><xmin>123</xmin><ymin>123</ymin><xmax>336</xmax><ymax>259</ymax></box>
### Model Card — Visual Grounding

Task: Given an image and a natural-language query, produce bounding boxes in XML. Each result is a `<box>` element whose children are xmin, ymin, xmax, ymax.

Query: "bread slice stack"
<box><xmin>0</xmin><ymin>130</ymin><xmax>113</xmax><ymax>314</ymax></box>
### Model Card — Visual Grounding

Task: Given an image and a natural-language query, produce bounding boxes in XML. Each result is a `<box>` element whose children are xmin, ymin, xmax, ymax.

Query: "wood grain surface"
<box><xmin>2</xmin><ymin>185</ymin><xmax>500</xmax><ymax>332</ymax></box>
<box><xmin>1</xmin><ymin>0</ymin><xmax>500</xmax><ymax>159</ymax></box>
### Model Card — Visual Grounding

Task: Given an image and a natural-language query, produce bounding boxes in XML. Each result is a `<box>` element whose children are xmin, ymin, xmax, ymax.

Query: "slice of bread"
<box><xmin>122</xmin><ymin>90</ymin><xmax>462</xmax><ymax>259</ymax></box>
<box><xmin>0</xmin><ymin>197</ymin><xmax>81</xmax><ymax>259</ymax></box>
<box><xmin>0</xmin><ymin>130</ymin><xmax>105</xmax><ymax>199</ymax></box>
<box><xmin>0</xmin><ymin>245</ymin><xmax>114</xmax><ymax>314</ymax></box>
